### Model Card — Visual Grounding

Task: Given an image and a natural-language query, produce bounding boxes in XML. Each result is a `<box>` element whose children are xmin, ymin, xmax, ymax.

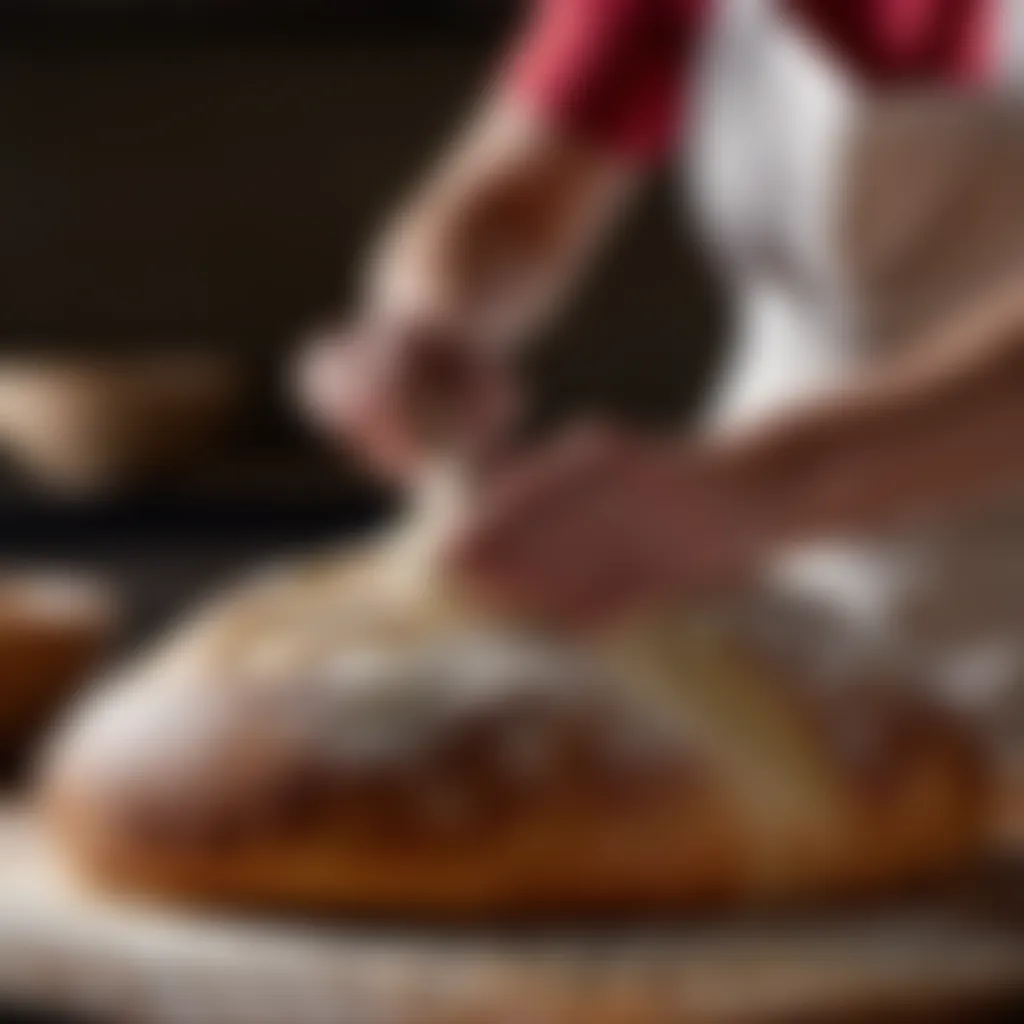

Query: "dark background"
<box><xmin>0</xmin><ymin>0</ymin><xmax>723</xmax><ymax>632</ymax></box>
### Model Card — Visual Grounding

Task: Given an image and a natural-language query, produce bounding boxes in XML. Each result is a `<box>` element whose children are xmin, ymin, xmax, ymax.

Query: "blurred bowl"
<box><xmin>0</xmin><ymin>352</ymin><xmax>243</xmax><ymax>493</ymax></box>
<box><xmin>0</xmin><ymin>572</ymin><xmax>115</xmax><ymax>761</ymax></box>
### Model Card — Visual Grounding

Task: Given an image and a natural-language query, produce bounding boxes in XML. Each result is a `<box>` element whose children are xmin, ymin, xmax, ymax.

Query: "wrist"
<box><xmin>715</xmin><ymin>396</ymin><xmax>891</xmax><ymax>557</ymax></box>
<box><xmin>698</xmin><ymin>415</ymin><xmax>842</xmax><ymax>568</ymax></box>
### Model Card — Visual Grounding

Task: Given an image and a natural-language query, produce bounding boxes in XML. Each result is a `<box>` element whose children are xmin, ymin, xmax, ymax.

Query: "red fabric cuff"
<box><xmin>503</xmin><ymin>0</ymin><xmax>704</xmax><ymax>164</ymax></box>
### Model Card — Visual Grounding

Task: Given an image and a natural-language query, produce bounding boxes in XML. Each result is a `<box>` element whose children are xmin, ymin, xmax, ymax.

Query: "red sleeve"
<box><xmin>792</xmin><ymin>0</ymin><xmax>994</xmax><ymax>86</ymax></box>
<box><xmin>505</xmin><ymin>0</ymin><xmax>708</xmax><ymax>164</ymax></box>
<box><xmin>504</xmin><ymin>0</ymin><xmax>994</xmax><ymax>165</ymax></box>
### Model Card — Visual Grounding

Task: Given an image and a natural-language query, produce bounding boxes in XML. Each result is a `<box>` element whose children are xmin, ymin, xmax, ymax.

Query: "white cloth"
<box><xmin>685</xmin><ymin>0</ymin><xmax>1024</xmax><ymax>706</ymax></box>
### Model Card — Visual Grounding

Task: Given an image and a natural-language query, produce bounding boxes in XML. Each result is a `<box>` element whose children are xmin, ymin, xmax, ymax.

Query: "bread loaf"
<box><xmin>41</xmin><ymin>499</ymin><xmax>986</xmax><ymax>914</ymax></box>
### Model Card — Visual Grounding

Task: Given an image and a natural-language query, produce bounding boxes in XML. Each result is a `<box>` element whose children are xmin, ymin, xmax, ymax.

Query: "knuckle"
<box><xmin>563</xmin><ymin>420</ymin><xmax>627</xmax><ymax>465</ymax></box>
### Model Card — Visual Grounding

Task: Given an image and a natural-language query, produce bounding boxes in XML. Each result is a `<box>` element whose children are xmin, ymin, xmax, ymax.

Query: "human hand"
<box><xmin>447</xmin><ymin>423</ymin><xmax>781</xmax><ymax>629</ymax></box>
<box><xmin>295</xmin><ymin>317</ymin><xmax>517</xmax><ymax>482</ymax></box>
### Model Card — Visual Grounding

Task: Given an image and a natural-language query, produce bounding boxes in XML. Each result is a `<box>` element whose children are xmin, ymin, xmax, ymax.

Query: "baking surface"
<box><xmin>2</xmin><ymin>807</ymin><xmax>1023</xmax><ymax>1023</ymax></box>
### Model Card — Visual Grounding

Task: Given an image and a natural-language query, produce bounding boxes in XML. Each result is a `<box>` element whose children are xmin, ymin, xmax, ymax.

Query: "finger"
<box><xmin>456</xmin><ymin>474</ymin><xmax>650</xmax><ymax>626</ymax></box>
<box><xmin>452</xmin><ymin>467</ymin><xmax>602</xmax><ymax>595</ymax></box>
<box><xmin>295</xmin><ymin>327</ymin><xmax>434</xmax><ymax>481</ymax></box>
<box><xmin>548</xmin><ymin>493</ymin><xmax>686</xmax><ymax>629</ymax></box>
<box><xmin>293</xmin><ymin>329</ymin><xmax>360</xmax><ymax>437</ymax></box>
<box><xmin>562</xmin><ymin>566</ymin><xmax>669</xmax><ymax>633</ymax></box>
<box><xmin>453</xmin><ymin>371</ymin><xmax>522</xmax><ymax>471</ymax></box>
<box><xmin>456</xmin><ymin>421</ymin><xmax>627</xmax><ymax>562</ymax></box>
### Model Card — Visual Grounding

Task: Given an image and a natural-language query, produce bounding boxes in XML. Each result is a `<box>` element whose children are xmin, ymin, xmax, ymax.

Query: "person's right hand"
<box><xmin>295</xmin><ymin>317</ymin><xmax>517</xmax><ymax>483</ymax></box>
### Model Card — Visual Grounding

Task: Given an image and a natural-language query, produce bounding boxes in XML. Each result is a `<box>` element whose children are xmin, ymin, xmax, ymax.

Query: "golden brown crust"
<box><xmin>40</xmin><ymin>539</ymin><xmax>989</xmax><ymax>917</ymax></box>
<box><xmin>45</xmin><ymin>642</ymin><xmax>734</xmax><ymax>913</ymax></box>
<box><xmin>44</xmin><ymin>655</ymin><xmax>985</xmax><ymax>915</ymax></box>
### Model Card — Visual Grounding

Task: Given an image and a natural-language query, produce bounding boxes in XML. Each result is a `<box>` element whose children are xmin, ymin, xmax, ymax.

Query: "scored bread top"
<box><xmin>42</xmin><ymin>529</ymin><xmax>986</xmax><ymax>913</ymax></box>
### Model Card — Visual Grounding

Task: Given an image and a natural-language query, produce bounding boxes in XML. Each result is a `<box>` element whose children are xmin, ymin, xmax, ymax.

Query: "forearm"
<box><xmin>724</xmin><ymin>276</ymin><xmax>1024</xmax><ymax>547</ymax></box>
<box><xmin>300</xmin><ymin>97</ymin><xmax>637</xmax><ymax>479</ymax></box>
<box><xmin>365</xmin><ymin>96</ymin><xmax>636</xmax><ymax>350</ymax></box>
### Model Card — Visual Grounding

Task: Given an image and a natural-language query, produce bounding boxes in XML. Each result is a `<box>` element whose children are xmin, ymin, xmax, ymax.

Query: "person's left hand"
<box><xmin>447</xmin><ymin>423</ymin><xmax>778</xmax><ymax>629</ymax></box>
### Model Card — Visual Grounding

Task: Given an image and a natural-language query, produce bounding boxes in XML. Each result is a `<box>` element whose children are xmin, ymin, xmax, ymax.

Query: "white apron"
<box><xmin>686</xmin><ymin>0</ymin><xmax>1024</xmax><ymax>736</ymax></box>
